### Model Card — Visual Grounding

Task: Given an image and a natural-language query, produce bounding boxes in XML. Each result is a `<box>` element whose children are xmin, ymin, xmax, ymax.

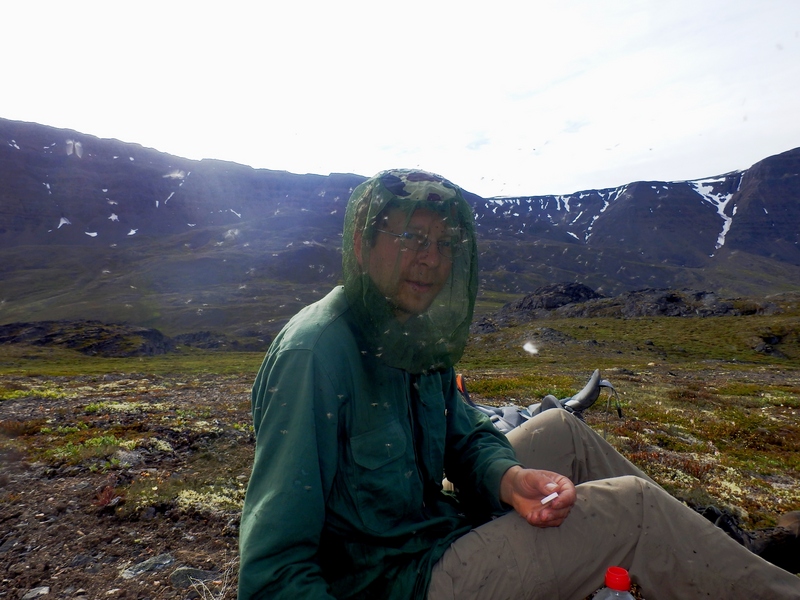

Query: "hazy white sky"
<box><xmin>4</xmin><ymin>0</ymin><xmax>799</xmax><ymax>198</ymax></box>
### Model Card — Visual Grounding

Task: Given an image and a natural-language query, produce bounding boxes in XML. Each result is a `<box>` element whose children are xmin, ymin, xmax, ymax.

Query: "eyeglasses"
<box><xmin>375</xmin><ymin>229</ymin><xmax>463</xmax><ymax>259</ymax></box>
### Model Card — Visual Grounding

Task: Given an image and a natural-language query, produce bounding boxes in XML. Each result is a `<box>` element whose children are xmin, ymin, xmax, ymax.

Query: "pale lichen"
<box><xmin>147</xmin><ymin>438</ymin><xmax>174</xmax><ymax>453</ymax></box>
<box><xmin>176</xmin><ymin>482</ymin><xmax>246</xmax><ymax>514</ymax></box>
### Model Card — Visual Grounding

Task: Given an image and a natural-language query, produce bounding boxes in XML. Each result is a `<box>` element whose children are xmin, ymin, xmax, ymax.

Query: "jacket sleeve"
<box><xmin>238</xmin><ymin>348</ymin><xmax>339</xmax><ymax>600</ymax></box>
<box><xmin>442</xmin><ymin>373</ymin><xmax>521</xmax><ymax>518</ymax></box>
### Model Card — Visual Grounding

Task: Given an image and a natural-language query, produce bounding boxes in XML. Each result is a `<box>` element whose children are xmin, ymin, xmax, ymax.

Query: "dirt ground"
<box><xmin>1</xmin><ymin>374</ymin><xmax>251</xmax><ymax>600</ymax></box>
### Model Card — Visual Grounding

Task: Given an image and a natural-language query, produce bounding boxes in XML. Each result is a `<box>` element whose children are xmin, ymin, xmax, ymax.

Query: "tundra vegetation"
<box><xmin>1</xmin><ymin>304</ymin><xmax>798</xmax><ymax>598</ymax></box>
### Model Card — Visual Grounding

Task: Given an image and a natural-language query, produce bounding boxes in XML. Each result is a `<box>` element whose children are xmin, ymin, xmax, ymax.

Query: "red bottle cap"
<box><xmin>605</xmin><ymin>566</ymin><xmax>631</xmax><ymax>591</ymax></box>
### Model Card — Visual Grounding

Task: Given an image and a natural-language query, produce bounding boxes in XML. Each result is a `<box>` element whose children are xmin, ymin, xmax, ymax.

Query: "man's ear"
<box><xmin>353</xmin><ymin>228</ymin><xmax>364</xmax><ymax>267</ymax></box>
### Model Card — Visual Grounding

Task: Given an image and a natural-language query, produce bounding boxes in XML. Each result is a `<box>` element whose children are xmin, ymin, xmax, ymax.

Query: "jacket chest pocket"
<box><xmin>350</xmin><ymin>419</ymin><xmax>415</xmax><ymax>533</ymax></box>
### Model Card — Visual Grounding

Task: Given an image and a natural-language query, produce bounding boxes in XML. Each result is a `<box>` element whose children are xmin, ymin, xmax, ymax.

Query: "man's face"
<box><xmin>357</xmin><ymin>207</ymin><xmax>454</xmax><ymax>321</ymax></box>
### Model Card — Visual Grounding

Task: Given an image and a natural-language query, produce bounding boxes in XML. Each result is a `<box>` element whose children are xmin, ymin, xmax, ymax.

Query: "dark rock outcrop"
<box><xmin>474</xmin><ymin>284</ymin><xmax>784</xmax><ymax>332</ymax></box>
<box><xmin>555</xmin><ymin>289</ymin><xmax>781</xmax><ymax>319</ymax></box>
<box><xmin>506</xmin><ymin>283</ymin><xmax>604</xmax><ymax>312</ymax></box>
<box><xmin>474</xmin><ymin>283</ymin><xmax>604</xmax><ymax>330</ymax></box>
<box><xmin>0</xmin><ymin>321</ymin><xmax>174</xmax><ymax>357</ymax></box>
<box><xmin>0</xmin><ymin>320</ymin><xmax>271</xmax><ymax>356</ymax></box>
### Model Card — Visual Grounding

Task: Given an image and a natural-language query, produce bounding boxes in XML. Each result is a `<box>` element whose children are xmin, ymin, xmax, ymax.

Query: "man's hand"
<box><xmin>499</xmin><ymin>466</ymin><xmax>576</xmax><ymax>527</ymax></box>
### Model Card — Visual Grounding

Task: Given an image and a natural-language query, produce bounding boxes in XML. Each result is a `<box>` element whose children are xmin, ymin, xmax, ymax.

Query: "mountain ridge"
<box><xmin>1</xmin><ymin>117</ymin><xmax>799</xmax><ymax>336</ymax></box>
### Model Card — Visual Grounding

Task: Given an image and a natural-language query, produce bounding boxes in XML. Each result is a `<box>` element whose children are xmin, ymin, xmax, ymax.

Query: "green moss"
<box><xmin>463</xmin><ymin>374</ymin><xmax>574</xmax><ymax>401</ymax></box>
<box><xmin>119</xmin><ymin>435</ymin><xmax>253</xmax><ymax>518</ymax></box>
<box><xmin>0</xmin><ymin>385</ymin><xmax>73</xmax><ymax>401</ymax></box>
<box><xmin>44</xmin><ymin>433</ymin><xmax>124</xmax><ymax>464</ymax></box>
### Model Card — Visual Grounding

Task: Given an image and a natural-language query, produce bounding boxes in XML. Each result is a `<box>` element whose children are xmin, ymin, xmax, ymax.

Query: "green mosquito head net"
<box><xmin>342</xmin><ymin>169</ymin><xmax>478</xmax><ymax>374</ymax></box>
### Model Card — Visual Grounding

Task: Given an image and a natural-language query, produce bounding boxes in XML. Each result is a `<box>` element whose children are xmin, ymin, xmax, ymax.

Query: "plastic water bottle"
<box><xmin>594</xmin><ymin>566</ymin><xmax>635</xmax><ymax>599</ymax></box>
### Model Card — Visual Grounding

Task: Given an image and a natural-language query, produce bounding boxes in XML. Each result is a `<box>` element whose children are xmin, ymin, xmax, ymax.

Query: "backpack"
<box><xmin>456</xmin><ymin>370</ymin><xmax>621</xmax><ymax>435</ymax></box>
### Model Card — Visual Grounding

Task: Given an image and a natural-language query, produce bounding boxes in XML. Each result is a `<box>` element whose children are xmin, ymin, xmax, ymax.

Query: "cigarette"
<box><xmin>541</xmin><ymin>492</ymin><xmax>559</xmax><ymax>505</ymax></box>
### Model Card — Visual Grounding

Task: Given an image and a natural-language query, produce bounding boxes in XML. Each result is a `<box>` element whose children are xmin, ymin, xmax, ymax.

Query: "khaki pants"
<box><xmin>428</xmin><ymin>410</ymin><xmax>800</xmax><ymax>600</ymax></box>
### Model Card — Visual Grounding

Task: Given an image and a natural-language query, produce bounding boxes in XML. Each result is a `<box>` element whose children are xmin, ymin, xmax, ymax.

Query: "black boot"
<box><xmin>698</xmin><ymin>506</ymin><xmax>800</xmax><ymax>574</ymax></box>
<box><xmin>757</xmin><ymin>511</ymin><xmax>800</xmax><ymax>574</ymax></box>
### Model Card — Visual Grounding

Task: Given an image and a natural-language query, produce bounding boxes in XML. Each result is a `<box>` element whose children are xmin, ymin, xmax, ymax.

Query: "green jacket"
<box><xmin>238</xmin><ymin>287</ymin><xmax>520</xmax><ymax>599</ymax></box>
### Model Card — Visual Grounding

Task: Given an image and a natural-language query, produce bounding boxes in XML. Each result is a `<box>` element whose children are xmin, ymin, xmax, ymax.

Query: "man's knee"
<box><xmin>507</xmin><ymin>410</ymin><xmax>555</xmax><ymax>449</ymax></box>
<box><xmin>532</xmin><ymin>406</ymin><xmax>567</xmax><ymax>423</ymax></box>
<box><xmin>576</xmin><ymin>476</ymin><xmax>649</xmax><ymax>518</ymax></box>
<box><xmin>507</xmin><ymin>409</ymin><xmax>584</xmax><ymax>469</ymax></box>
<box><xmin>520</xmin><ymin>406</ymin><xmax>586</xmax><ymax>443</ymax></box>
<box><xmin>594</xmin><ymin>474</ymin><xmax>650</xmax><ymax>489</ymax></box>
<box><xmin>526</xmin><ymin>405</ymin><xmax>576</xmax><ymax>432</ymax></box>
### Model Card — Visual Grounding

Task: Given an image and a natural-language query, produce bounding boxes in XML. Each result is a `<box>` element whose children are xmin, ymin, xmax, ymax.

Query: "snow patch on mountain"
<box><xmin>691</xmin><ymin>176</ymin><xmax>735</xmax><ymax>252</ymax></box>
<box><xmin>66</xmin><ymin>140</ymin><xmax>83</xmax><ymax>158</ymax></box>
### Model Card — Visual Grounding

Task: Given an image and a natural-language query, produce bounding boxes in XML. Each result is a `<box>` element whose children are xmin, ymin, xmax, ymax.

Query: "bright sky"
<box><xmin>4</xmin><ymin>0</ymin><xmax>799</xmax><ymax>198</ymax></box>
